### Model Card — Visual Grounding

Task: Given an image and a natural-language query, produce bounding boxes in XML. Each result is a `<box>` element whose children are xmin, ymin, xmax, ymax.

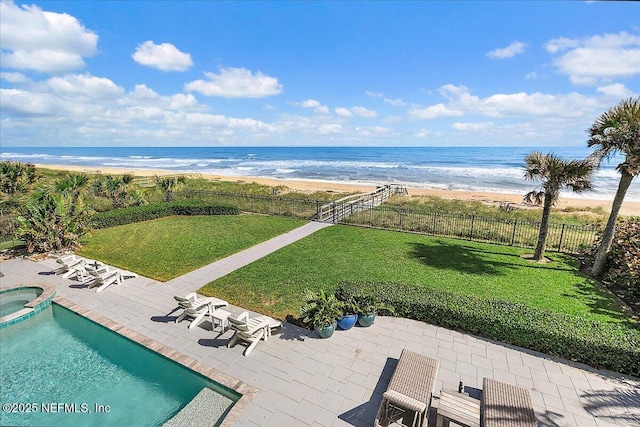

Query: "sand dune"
<box><xmin>36</xmin><ymin>163</ymin><xmax>640</xmax><ymax>216</ymax></box>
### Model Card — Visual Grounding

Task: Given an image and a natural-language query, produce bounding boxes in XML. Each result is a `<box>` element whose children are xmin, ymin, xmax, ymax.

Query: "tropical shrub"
<box><xmin>588</xmin><ymin>217</ymin><xmax>640</xmax><ymax>311</ymax></box>
<box><xmin>0</xmin><ymin>161</ymin><xmax>39</xmax><ymax>196</ymax></box>
<box><xmin>92</xmin><ymin>200</ymin><xmax>239</xmax><ymax>229</ymax></box>
<box><xmin>156</xmin><ymin>175</ymin><xmax>186</xmax><ymax>202</ymax></box>
<box><xmin>91</xmin><ymin>174</ymin><xmax>144</xmax><ymax>209</ymax></box>
<box><xmin>336</xmin><ymin>281</ymin><xmax>640</xmax><ymax>376</ymax></box>
<box><xmin>15</xmin><ymin>185</ymin><xmax>92</xmax><ymax>253</ymax></box>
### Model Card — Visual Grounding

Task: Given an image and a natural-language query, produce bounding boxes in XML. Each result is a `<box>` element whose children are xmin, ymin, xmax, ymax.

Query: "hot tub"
<box><xmin>0</xmin><ymin>284</ymin><xmax>56</xmax><ymax>328</ymax></box>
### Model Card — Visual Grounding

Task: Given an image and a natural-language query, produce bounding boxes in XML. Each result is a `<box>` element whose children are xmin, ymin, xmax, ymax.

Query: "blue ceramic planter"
<box><xmin>357</xmin><ymin>313</ymin><xmax>376</xmax><ymax>327</ymax></box>
<box><xmin>337</xmin><ymin>314</ymin><xmax>358</xmax><ymax>330</ymax></box>
<box><xmin>316</xmin><ymin>321</ymin><xmax>337</xmax><ymax>338</ymax></box>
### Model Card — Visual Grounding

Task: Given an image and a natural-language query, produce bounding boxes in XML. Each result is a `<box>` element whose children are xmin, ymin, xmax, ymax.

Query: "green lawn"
<box><xmin>200</xmin><ymin>224</ymin><xmax>631</xmax><ymax>323</ymax></box>
<box><xmin>78</xmin><ymin>215</ymin><xmax>307</xmax><ymax>281</ymax></box>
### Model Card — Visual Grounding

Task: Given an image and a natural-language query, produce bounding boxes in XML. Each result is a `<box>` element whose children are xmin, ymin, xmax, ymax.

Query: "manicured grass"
<box><xmin>200</xmin><ymin>225</ymin><xmax>632</xmax><ymax>323</ymax></box>
<box><xmin>78</xmin><ymin>215</ymin><xmax>307</xmax><ymax>281</ymax></box>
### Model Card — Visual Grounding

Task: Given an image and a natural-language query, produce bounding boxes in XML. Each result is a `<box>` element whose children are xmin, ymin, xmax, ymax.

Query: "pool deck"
<box><xmin>1</xmin><ymin>255</ymin><xmax>639</xmax><ymax>427</ymax></box>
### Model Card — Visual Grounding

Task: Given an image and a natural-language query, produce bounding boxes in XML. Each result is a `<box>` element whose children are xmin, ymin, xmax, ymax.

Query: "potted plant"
<box><xmin>300</xmin><ymin>289</ymin><xmax>342</xmax><ymax>338</ymax></box>
<box><xmin>336</xmin><ymin>296</ymin><xmax>359</xmax><ymax>330</ymax></box>
<box><xmin>356</xmin><ymin>295</ymin><xmax>394</xmax><ymax>327</ymax></box>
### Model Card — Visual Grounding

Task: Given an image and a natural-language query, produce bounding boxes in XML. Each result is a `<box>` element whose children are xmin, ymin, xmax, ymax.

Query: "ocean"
<box><xmin>2</xmin><ymin>146</ymin><xmax>638</xmax><ymax>201</ymax></box>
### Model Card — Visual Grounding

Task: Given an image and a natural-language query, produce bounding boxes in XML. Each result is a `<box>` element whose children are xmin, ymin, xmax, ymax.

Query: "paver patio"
<box><xmin>1</xmin><ymin>245</ymin><xmax>639</xmax><ymax>426</ymax></box>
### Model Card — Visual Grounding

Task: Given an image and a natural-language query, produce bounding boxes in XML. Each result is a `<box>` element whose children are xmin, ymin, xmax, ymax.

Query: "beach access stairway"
<box><xmin>316</xmin><ymin>183</ymin><xmax>407</xmax><ymax>223</ymax></box>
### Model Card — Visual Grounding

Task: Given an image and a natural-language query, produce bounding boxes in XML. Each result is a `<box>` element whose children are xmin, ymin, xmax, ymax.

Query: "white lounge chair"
<box><xmin>88</xmin><ymin>270</ymin><xmax>122</xmax><ymax>292</ymax></box>
<box><xmin>53</xmin><ymin>255</ymin><xmax>84</xmax><ymax>278</ymax></box>
<box><xmin>174</xmin><ymin>294</ymin><xmax>228</xmax><ymax>330</ymax></box>
<box><xmin>227</xmin><ymin>311</ymin><xmax>281</xmax><ymax>356</ymax></box>
<box><xmin>174</xmin><ymin>292</ymin><xmax>213</xmax><ymax>307</ymax></box>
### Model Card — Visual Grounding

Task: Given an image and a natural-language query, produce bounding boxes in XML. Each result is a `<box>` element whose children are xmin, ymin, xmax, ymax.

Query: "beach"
<box><xmin>35</xmin><ymin>164</ymin><xmax>640</xmax><ymax>216</ymax></box>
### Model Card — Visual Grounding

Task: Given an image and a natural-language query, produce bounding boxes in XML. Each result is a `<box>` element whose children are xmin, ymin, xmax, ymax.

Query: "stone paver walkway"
<box><xmin>165</xmin><ymin>221</ymin><xmax>332</xmax><ymax>290</ymax></box>
<box><xmin>1</xmin><ymin>222</ymin><xmax>639</xmax><ymax>426</ymax></box>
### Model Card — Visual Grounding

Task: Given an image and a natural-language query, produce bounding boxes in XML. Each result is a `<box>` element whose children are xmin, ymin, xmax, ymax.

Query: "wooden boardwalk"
<box><xmin>316</xmin><ymin>183</ymin><xmax>407</xmax><ymax>223</ymax></box>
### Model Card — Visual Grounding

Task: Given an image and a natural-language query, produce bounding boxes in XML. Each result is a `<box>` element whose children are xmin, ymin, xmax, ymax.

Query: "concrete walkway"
<box><xmin>165</xmin><ymin>221</ymin><xmax>333</xmax><ymax>290</ymax></box>
<box><xmin>1</xmin><ymin>219</ymin><xmax>639</xmax><ymax>426</ymax></box>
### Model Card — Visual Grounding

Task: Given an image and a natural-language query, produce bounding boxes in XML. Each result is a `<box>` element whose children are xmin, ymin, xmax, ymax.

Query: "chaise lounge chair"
<box><xmin>174</xmin><ymin>294</ymin><xmax>228</xmax><ymax>330</ymax></box>
<box><xmin>53</xmin><ymin>255</ymin><xmax>85</xmax><ymax>279</ymax></box>
<box><xmin>88</xmin><ymin>270</ymin><xmax>122</xmax><ymax>292</ymax></box>
<box><xmin>374</xmin><ymin>349</ymin><xmax>440</xmax><ymax>427</ymax></box>
<box><xmin>227</xmin><ymin>311</ymin><xmax>281</xmax><ymax>356</ymax></box>
<box><xmin>481</xmin><ymin>378</ymin><xmax>536</xmax><ymax>427</ymax></box>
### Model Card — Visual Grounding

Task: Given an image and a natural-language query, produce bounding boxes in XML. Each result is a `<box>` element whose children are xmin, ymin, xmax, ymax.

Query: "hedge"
<box><xmin>336</xmin><ymin>281</ymin><xmax>640</xmax><ymax>377</ymax></box>
<box><xmin>91</xmin><ymin>200</ymin><xmax>240</xmax><ymax>229</ymax></box>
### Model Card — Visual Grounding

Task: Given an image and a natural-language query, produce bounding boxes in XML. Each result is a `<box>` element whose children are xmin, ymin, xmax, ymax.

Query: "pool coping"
<box><xmin>53</xmin><ymin>296</ymin><xmax>258</xmax><ymax>427</ymax></box>
<box><xmin>0</xmin><ymin>283</ymin><xmax>57</xmax><ymax>328</ymax></box>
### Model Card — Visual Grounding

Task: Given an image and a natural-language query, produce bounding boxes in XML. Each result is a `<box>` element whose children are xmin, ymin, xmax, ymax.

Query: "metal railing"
<box><xmin>340</xmin><ymin>206</ymin><xmax>599</xmax><ymax>253</ymax></box>
<box><xmin>178</xmin><ymin>188</ymin><xmax>597</xmax><ymax>254</ymax></box>
<box><xmin>316</xmin><ymin>184</ymin><xmax>406</xmax><ymax>223</ymax></box>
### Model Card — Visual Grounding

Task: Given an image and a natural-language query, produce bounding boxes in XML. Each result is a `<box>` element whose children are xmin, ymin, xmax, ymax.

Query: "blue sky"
<box><xmin>1</xmin><ymin>1</ymin><xmax>639</xmax><ymax>147</ymax></box>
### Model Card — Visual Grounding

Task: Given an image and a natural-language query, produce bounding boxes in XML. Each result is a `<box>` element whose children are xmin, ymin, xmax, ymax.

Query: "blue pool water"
<box><xmin>0</xmin><ymin>288</ymin><xmax>42</xmax><ymax>318</ymax></box>
<box><xmin>0</xmin><ymin>304</ymin><xmax>237</xmax><ymax>427</ymax></box>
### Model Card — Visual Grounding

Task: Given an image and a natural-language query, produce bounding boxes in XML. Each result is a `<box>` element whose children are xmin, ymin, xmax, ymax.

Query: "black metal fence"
<box><xmin>179</xmin><ymin>190</ymin><xmax>599</xmax><ymax>254</ymax></box>
<box><xmin>340</xmin><ymin>206</ymin><xmax>599</xmax><ymax>254</ymax></box>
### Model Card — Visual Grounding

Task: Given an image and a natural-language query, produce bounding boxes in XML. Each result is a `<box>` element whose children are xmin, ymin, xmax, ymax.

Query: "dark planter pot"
<box><xmin>316</xmin><ymin>321</ymin><xmax>337</xmax><ymax>338</ymax></box>
<box><xmin>337</xmin><ymin>314</ymin><xmax>358</xmax><ymax>330</ymax></box>
<box><xmin>358</xmin><ymin>313</ymin><xmax>376</xmax><ymax>327</ymax></box>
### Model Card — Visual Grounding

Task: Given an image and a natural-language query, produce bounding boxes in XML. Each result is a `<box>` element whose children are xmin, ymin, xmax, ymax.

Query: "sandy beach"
<box><xmin>36</xmin><ymin>164</ymin><xmax>640</xmax><ymax>216</ymax></box>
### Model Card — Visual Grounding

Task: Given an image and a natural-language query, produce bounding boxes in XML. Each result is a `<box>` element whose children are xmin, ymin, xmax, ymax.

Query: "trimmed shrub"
<box><xmin>92</xmin><ymin>201</ymin><xmax>239</xmax><ymax>229</ymax></box>
<box><xmin>336</xmin><ymin>281</ymin><xmax>640</xmax><ymax>377</ymax></box>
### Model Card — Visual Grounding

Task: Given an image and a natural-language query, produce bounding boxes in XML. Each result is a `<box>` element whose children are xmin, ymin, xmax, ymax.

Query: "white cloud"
<box><xmin>0</xmin><ymin>71</ymin><xmax>29</xmax><ymax>83</ymax></box>
<box><xmin>132</xmin><ymin>41</ymin><xmax>193</xmax><ymax>72</ymax></box>
<box><xmin>300</xmin><ymin>99</ymin><xmax>321</xmax><ymax>108</ymax></box>
<box><xmin>47</xmin><ymin>74</ymin><xmax>123</xmax><ymax>98</ymax></box>
<box><xmin>414</xmin><ymin>129</ymin><xmax>432</xmax><ymax>138</ymax></box>
<box><xmin>334</xmin><ymin>107</ymin><xmax>352</xmax><ymax>117</ymax></box>
<box><xmin>185</xmin><ymin>67</ymin><xmax>283</xmax><ymax>98</ymax></box>
<box><xmin>365</xmin><ymin>91</ymin><xmax>407</xmax><ymax>107</ymax></box>
<box><xmin>0</xmin><ymin>87</ymin><xmax>56</xmax><ymax>115</ymax></box>
<box><xmin>357</xmin><ymin>126</ymin><xmax>392</xmax><ymax>137</ymax></box>
<box><xmin>452</xmin><ymin>122</ymin><xmax>495</xmax><ymax>132</ymax></box>
<box><xmin>298</xmin><ymin>99</ymin><xmax>329</xmax><ymax>114</ymax></box>
<box><xmin>596</xmin><ymin>83</ymin><xmax>635</xmax><ymax>98</ymax></box>
<box><xmin>487</xmin><ymin>41</ymin><xmax>527</xmax><ymax>59</ymax></box>
<box><xmin>0</xmin><ymin>1</ymin><xmax>98</xmax><ymax>72</ymax></box>
<box><xmin>545</xmin><ymin>32</ymin><xmax>640</xmax><ymax>84</ymax></box>
<box><xmin>408</xmin><ymin>103</ymin><xmax>463</xmax><ymax>120</ymax></box>
<box><xmin>525</xmin><ymin>72</ymin><xmax>538</xmax><ymax>80</ymax></box>
<box><xmin>351</xmin><ymin>106</ymin><xmax>377</xmax><ymax>118</ymax></box>
<box><xmin>432</xmin><ymin>84</ymin><xmax>600</xmax><ymax>119</ymax></box>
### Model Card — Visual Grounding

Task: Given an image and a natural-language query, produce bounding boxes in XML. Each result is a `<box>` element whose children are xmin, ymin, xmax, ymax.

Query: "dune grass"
<box><xmin>78</xmin><ymin>215</ymin><xmax>307</xmax><ymax>281</ymax></box>
<box><xmin>200</xmin><ymin>224</ymin><xmax>632</xmax><ymax>324</ymax></box>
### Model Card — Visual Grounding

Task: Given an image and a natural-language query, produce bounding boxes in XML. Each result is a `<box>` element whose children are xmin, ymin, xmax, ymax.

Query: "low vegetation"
<box><xmin>92</xmin><ymin>200</ymin><xmax>239</xmax><ymax>229</ymax></box>
<box><xmin>384</xmin><ymin>194</ymin><xmax>606</xmax><ymax>226</ymax></box>
<box><xmin>336</xmin><ymin>281</ymin><xmax>640</xmax><ymax>377</ymax></box>
<box><xmin>77</xmin><ymin>215</ymin><xmax>307</xmax><ymax>281</ymax></box>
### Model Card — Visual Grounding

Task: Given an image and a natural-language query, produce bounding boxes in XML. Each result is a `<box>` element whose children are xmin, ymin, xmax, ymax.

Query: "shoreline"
<box><xmin>35</xmin><ymin>163</ymin><xmax>640</xmax><ymax>216</ymax></box>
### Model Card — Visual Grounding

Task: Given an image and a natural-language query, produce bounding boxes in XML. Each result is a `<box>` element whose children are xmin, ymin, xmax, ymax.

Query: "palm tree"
<box><xmin>155</xmin><ymin>175</ymin><xmax>186</xmax><ymax>202</ymax></box>
<box><xmin>524</xmin><ymin>151</ymin><xmax>595</xmax><ymax>261</ymax></box>
<box><xmin>588</xmin><ymin>97</ymin><xmax>640</xmax><ymax>276</ymax></box>
<box><xmin>53</xmin><ymin>173</ymin><xmax>90</xmax><ymax>216</ymax></box>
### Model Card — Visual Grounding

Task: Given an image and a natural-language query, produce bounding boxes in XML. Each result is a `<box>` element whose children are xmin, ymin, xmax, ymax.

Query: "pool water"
<box><xmin>0</xmin><ymin>288</ymin><xmax>42</xmax><ymax>317</ymax></box>
<box><xmin>0</xmin><ymin>304</ymin><xmax>237</xmax><ymax>427</ymax></box>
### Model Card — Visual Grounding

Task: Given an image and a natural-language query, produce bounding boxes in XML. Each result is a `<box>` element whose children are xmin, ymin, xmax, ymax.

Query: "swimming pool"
<box><xmin>0</xmin><ymin>303</ymin><xmax>239</xmax><ymax>426</ymax></box>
